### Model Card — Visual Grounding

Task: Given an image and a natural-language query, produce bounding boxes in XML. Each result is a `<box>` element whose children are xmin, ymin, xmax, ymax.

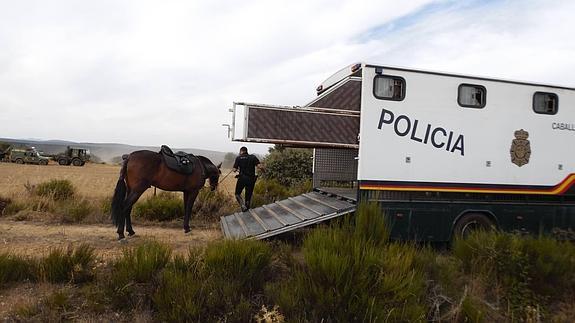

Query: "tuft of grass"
<box><xmin>37</xmin><ymin>244</ymin><xmax>96</xmax><ymax>283</ymax></box>
<box><xmin>108</xmin><ymin>240</ymin><xmax>172</xmax><ymax>310</ymax></box>
<box><xmin>133</xmin><ymin>192</ymin><xmax>184</xmax><ymax>221</ymax></box>
<box><xmin>35</xmin><ymin>179</ymin><xmax>75</xmax><ymax>201</ymax></box>
<box><xmin>112</xmin><ymin>240</ymin><xmax>172</xmax><ymax>284</ymax></box>
<box><xmin>0</xmin><ymin>253</ymin><xmax>35</xmax><ymax>287</ymax></box>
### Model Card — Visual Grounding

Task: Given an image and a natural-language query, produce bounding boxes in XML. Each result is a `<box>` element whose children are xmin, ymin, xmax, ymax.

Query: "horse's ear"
<box><xmin>217</xmin><ymin>162</ymin><xmax>222</xmax><ymax>169</ymax></box>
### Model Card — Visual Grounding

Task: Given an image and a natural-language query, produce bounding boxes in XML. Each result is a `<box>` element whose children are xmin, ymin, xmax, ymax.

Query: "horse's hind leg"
<box><xmin>119</xmin><ymin>188</ymin><xmax>146</xmax><ymax>239</ymax></box>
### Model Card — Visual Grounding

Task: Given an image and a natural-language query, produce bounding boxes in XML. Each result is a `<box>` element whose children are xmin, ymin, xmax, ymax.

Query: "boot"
<box><xmin>235</xmin><ymin>194</ymin><xmax>247</xmax><ymax>212</ymax></box>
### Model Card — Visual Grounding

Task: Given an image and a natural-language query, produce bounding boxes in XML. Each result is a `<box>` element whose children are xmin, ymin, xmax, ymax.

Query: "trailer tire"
<box><xmin>40</xmin><ymin>160</ymin><xmax>48</xmax><ymax>166</ymax></box>
<box><xmin>452</xmin><ymin>213</ymin><xmax>494</xmax><ymax>240</ymax></box>
<box><xmin>15</xmin><ymin>159</ymin><xmax>24</xmax><ymax>164</ymax></box>
<box><xmin>58</xmin><ymin>159</ymin><xmax>68</xmax><ymax>165</ymax></box>
<box><xmin>72</xmin><ymin>158</ymin><xmax>82</xmax><ymax>166</ymax></box>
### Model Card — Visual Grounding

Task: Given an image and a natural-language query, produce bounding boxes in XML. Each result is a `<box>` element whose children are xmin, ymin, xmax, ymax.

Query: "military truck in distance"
<box><xmin>8</xmin><ymin>148</ymin><xmax>50</xmax><ymax>165</ymax></box>
<box><xmin>55</xmin><ymin>146</ymin><xmax>91</xmax><ymax>166</ymax></box>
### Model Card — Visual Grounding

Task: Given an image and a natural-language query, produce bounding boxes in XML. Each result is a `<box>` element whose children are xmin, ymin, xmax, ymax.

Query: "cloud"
<box><xmin>0</xmin><ymin>0</ymin><xmax>573</xmax><ymax>154</ymax></box>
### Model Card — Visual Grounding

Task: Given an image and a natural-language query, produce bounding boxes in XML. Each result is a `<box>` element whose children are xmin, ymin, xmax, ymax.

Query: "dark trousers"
<box><xmin>235</xmin><ymin>175</ymin><xmax>256</xmax><ymax>207</ymax></box>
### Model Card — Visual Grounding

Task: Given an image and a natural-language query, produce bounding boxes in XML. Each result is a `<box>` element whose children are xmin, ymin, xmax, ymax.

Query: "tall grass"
<box><xmin>453</xmin><ymin>231</ymin><xmax>575</xmax><ymax>313</ymax></box>
<box><xmin>1</xmin><ymin>244</ymin><xmax>95</xmax><ymax>287</ymax></box>
<box><xmin>107</xmin><ymin>240</ymin><xmax>172</xmax><ymax>309</ymax></box>
<box><xmin>153</xmin><ymin>239</ymin><xmax>273</xmax><ymax>322</ymax></box>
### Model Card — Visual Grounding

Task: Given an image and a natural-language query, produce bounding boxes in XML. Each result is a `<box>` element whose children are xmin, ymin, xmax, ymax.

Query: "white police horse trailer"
<box><xmin>221</xmin><ymin>63</ymin><xmax>575</xmax><ymax>241</ymax></box>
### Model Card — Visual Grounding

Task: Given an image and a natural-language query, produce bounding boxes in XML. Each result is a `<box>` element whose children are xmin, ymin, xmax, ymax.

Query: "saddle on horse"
<box><xmin>159</xmin><ymin>145</ymin><xmax>197</xmax><ymax>175</ymax></box>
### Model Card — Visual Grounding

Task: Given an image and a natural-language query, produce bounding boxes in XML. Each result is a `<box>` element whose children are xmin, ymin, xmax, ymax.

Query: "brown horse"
<box><xmin>111</xmin><ymin>150</ymin><xmax>221</xmax><ymax>240</ymax></box>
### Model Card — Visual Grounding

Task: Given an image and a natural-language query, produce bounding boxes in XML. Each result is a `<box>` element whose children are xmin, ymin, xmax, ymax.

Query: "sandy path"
<box><xmin>0</xmin><ymin>220</ymin><xmax>222</xmax><ymax>260</ymax></box>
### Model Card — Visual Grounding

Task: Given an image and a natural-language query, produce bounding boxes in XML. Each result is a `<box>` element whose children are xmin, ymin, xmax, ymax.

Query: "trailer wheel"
<box><xmin>40</xmin><ymin>160</ymin><xmax>48</xmax><ymax>166</ymax></box>
<box><xmin>452</xmin><ymin>213</ymin><xmax>494</xmax><ymax>240</ymax></box>
<box><xmin>58</xmin><ymin>159</ymin><xmax>68</xmax><ymax>165</ymax></box>
<box><xmin>15</xmin><ymin>159</ymin><xmax>24</xmax><ymax>164</ymax></box>
<box><xmin>72</xmin><ymin>158</ymin><xmax>82</xmax><ymax>166</ymax></box>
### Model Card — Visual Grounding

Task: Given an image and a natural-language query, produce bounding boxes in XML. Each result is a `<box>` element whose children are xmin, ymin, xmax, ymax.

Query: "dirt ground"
<box><xmin>0</xmin><ymin>219</ymin><xmax>222</xmax><ymax>260</ymax></box>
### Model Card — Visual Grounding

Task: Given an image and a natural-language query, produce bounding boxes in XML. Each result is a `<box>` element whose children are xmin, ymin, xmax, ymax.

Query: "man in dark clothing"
<box><xmin>233</xmin><ymin>146</ymin><xmax>261</xmax><ymax>212</ymax></box>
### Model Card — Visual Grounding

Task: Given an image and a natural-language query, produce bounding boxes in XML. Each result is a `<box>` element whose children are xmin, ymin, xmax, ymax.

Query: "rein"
<box><xmin>218</xmin><ymin>169</ymin><xmax>234</xmax><ymax>184</ymax></box>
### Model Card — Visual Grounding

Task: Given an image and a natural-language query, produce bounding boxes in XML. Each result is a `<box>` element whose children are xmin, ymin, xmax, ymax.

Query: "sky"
<box><xmin>1</xmin><ymin>0</ymin><xmax>574</xmax><ymax>154</ymax></box>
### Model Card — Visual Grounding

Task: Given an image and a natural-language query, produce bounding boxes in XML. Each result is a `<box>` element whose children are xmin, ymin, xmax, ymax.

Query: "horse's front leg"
<box><xmin>183</xmin><ymin>189</ymin><xmax>200</xmax><ymax>233</ymax></box>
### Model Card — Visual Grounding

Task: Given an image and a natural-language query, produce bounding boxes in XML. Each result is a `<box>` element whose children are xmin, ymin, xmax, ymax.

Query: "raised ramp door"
<box><xmin>220</xmin><ymin>189</ymin><xmax>357</xmax><ymax>240</ymax></box>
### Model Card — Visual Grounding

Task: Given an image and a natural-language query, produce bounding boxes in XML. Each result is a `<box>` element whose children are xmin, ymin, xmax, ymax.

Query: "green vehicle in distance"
<box><xmin>54</xmin><ymin>146</ymin><xmax>91</xmax><ymax>166</ymax></box>
<box><xmin>9</xmin><ymin>149</ymin><xmax>50</xmax><ymax>165</ymax></box>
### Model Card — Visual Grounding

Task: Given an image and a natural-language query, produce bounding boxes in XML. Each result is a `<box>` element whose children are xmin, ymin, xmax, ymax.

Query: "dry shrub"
<box><xmin>35</xmin><ymin>179</ymin><xmax>75</xmax><ymax>201</ymax></box>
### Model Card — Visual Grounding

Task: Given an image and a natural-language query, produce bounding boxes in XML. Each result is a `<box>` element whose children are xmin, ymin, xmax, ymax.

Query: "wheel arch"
<box><xmin>450</xmin><ymin>209</ymin><xmax>499</xmax><ymax>240</ymax></box>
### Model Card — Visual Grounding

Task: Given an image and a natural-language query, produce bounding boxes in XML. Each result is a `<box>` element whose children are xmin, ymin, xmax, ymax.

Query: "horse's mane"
<box><xmin>197</xmin><ymin>155</ymin><xmax>215</xmax><ymax>167</ymax></box>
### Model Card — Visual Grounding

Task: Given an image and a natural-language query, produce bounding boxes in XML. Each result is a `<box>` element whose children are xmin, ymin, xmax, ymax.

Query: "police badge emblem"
<box><xmin>510</xmin><ymin>129</ymin><xmax>531</xmax><ymax>167</ymax></box>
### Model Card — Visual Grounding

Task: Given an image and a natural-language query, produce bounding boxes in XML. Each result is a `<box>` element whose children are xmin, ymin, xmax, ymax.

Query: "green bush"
<box><xmin>35</xmin><ymin>179</ymin><xmax>75</xmax><ymax>200</ymax></box>
<box><xmin>154</xmin><ymin>240</ymin><xmax>273</xmax><ymax>322</ymax></box>
<box><xmin>261</xmin><ymin>146</ymin><xmax>312</xmax><ymax>187</ymax></box>
<box><xmin>37</xmin><ymin>244</ymin><xmax>96</xmax><ymax>283</ymax></box>
<box><xmin>251</xmin><ymin>178</ymin><xmax>290</xmax><ymax>208</ymax></box>
<box><xmin>0</xmin><ymin>253</ymin><xmax>35</xmax><ymax>287</ymax></box>
<box><xmin>453</xmin><ymin>231</ymin><xmax>575</xmax><ymax>312</ymax></box>
<box><xmin>133</xmin><ymin>192</ymin><xmax>184</xmax><ymax>221</ymax></box>
<box><xmin>268</xmin><ymin>203</ymin><xmax>427</xmax><ymax>322</ymax></box>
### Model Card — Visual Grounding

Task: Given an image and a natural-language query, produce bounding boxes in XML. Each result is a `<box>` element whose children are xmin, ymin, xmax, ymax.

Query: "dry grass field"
<box><xmin>0</xmin><ymin>162</ymin><xmax>237</xmax><ymax>199</ymax></box>
<box><xmin>0</xmin><ymin>162</ymin><xmax>240</xmax><ymax>259</ymax></box>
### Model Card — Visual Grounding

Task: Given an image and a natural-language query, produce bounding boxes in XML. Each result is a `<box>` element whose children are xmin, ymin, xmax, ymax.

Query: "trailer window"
<box><xmin>373</xmin><ymin>75</ymin><xmax>405</xmax><ymax>101</ymax></box>
<box><xmin>458</xmin><ymin>84</ymin><xmax>486</xmax><ymax>108</ymax></box>
<box><xmin>533</xmin><ymin>92</ymin><xmax>558</xmax><ymax>115</ymax></box>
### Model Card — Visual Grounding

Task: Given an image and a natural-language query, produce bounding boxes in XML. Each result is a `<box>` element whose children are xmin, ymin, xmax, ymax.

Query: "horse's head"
<box><xmin>207</xmin><ymin>161</ymin><xmax>222</xmax><ymax>191</ymax></box>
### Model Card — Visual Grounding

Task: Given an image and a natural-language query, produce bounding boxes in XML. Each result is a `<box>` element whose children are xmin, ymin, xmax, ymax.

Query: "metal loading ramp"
<box><xmin>220</xmin><ymin>189</ymin><xmax>357</xmax><ymax>240</ymax></box>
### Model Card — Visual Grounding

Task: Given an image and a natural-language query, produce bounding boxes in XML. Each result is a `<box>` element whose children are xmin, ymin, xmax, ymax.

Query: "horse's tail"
<box><xmin>111</xmin><ymin>155</ymin><xmax>129</xmax><ymax>226</ymax></box>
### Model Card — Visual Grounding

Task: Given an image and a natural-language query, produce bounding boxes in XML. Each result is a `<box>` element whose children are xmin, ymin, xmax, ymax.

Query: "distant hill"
<box><xmin>0</xmin><ymin>138</ymin><xmax>228</xmax><ymax>164</ymax></box>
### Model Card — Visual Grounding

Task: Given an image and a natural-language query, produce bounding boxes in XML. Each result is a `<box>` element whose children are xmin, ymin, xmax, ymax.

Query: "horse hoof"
<box><xmin>184</xmin><ymin>230</ymin><xmax>192</xmax><ymax>235</ymax></box>
<box><xmin>118</xmin><ymin>238</ymin><xmax>128</xmax><ymax>244</ymax></box>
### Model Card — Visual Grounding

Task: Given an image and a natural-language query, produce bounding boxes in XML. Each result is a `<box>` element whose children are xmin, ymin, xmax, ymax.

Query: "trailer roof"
<box><xmin>365</xmin><ymin>63</ymin><xmax>575</xmax><ymax>91</ymax></box>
